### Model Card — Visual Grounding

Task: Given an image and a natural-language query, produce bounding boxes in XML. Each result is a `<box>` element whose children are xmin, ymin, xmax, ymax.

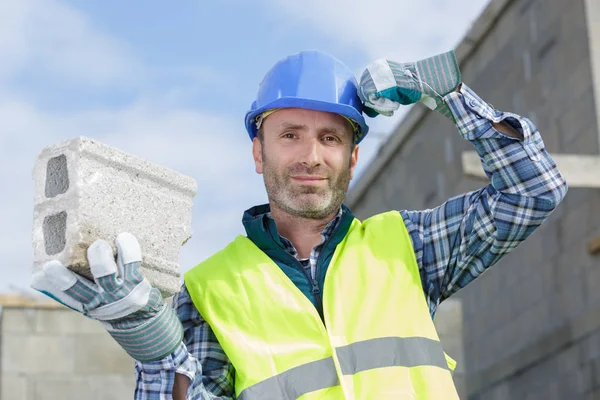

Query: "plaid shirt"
<box><xmin>134</xmin><ymin>84</ymin><xmax>567</xmax><ymax>399</ymax></box>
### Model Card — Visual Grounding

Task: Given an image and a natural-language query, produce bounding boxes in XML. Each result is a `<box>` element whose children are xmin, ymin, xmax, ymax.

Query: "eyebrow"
<box><xmin>279</xmin><ymin>123</ymin><xmax>346</xmax><ymax>135</ymax></box>
<box><xmin>279</xmin><ymin>123</ymin><xmax>308</xmax><ymax>131</ymax></box>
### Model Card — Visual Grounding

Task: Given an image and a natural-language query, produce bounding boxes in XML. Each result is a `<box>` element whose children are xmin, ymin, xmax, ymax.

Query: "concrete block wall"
<box><xmin>349</xmin><ymin>0</ymin><xmax>600</xmax><ymax>397</ymax></box>
<box><xmin>434</xmin><ymin>299</ymin><xmax>467</xmax><ymax>398</ymax></box>
<box><xmin>0</xmin><ymin>306</ymin><xmax>135</xmax><ymax>400</ymax></box>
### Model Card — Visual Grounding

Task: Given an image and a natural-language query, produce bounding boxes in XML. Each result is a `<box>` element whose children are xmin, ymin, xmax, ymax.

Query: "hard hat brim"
<box><xmin>245</xmin><ymin>97</ymin><xmax>369</xmax><ymax>143</ymax></box>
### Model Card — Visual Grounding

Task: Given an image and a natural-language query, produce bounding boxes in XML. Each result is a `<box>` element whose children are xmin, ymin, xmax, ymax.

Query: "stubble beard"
<box><xmin>262</xmin><ymin>152</ymin><xmax>350</xmax><ymax>220</ymax></box>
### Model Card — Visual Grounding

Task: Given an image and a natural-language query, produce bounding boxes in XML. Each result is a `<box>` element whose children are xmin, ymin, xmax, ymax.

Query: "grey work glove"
<box><xmin>358</xmin><ymin>50</ymin><xmax>462</xmax><ymax>122</ymax></box>
<box><xmin>31</xmin><ymin>232</ymin><xmax>183</xmax><ymax>362</ymax></box>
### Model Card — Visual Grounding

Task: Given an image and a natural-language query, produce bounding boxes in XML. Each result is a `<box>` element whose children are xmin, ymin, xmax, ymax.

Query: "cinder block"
<box><xmin>35</xmin><ymin>308</ymin><xmax>105</xmax><ymax>335</ymax></box>
<box><xmin>2</xmin><ymin>307</ymin><xmax>37</xmax><ymax>334</ymax></box>
<box><xmin>88</xmin><ymin>375</ymin><xmax>136</xmax><ymax>400</ymax></box>
<box><xmin>73</xmin><ymin>333</ymin><xmax>134</xmax><ymax>374</ymax></box>
<box><xmin>2</xmin><ymin>334</ymin><xmax>74</xmax><ymax>374</ymax></box>
<box><xmin>30</xmin><ymin>377</ymin><xmax>94</xmax><ymax>400</ymax></box>
<box><xmin>32</xmin><ymin>137</ymin><xmax>197</xmax><ymax>297</ymax></box>
<box><xmin>558</xmin><ymin>89</ymin><xmax>596</xmax><ymax>148</ymax></box>
<box><xmin>0</xmin><ymin>374</ymin><xmax>29</xmax><ymax>400</ymax></box>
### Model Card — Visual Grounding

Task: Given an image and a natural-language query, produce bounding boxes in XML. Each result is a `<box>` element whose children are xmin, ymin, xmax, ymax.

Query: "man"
<box><xmin>32</xmin><ymin>50</ymin><xmax>567</xmax><ymax>399</ymax></box>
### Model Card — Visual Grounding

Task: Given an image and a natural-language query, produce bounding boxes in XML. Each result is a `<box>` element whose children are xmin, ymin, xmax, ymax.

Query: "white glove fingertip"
<box><xmin>42</xmin><ymin>260</ymin><xmax>78</xmax><ymax>291</ymax></box>
<box><xmin>367</xmin><ymin>95</ymin><xmax>400</xmax><ymax>114</ymax></box>
<box><xmin>31</xmin><ymin>270</ymin><xmax>51</xmax><ymax>292</ymax></box>
<box><xmin>366</xmin><ymin>59</ymin><xmax>397</xmax><ymax>92</ymax></box>
<box><xmin>31</xmin><ymin>270</ymin><xmax>85</xmax><ymax>312</ymax></box>
<box><xmin>116</xmin><ymin>232</ymin><xmax>142</xmax><ymax>265</ymax></box>
<box><xmin>87</xmin><ymin>239</ymin><xmax>118</xmax><ymax>279</ymax></box>
<box><xmin>420</xmin><ymin>95</ymin><xmax>438</xmax><ymax>110</ymax></box>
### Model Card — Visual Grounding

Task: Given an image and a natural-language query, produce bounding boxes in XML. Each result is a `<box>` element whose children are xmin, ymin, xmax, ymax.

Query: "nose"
<box><xmin>299</xmin><ymin>137</ymin><xmax>323</xmax><ymax>168</ymax></box>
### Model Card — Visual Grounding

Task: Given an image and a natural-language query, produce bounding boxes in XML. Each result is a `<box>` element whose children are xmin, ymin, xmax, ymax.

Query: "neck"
<box><xmin>270</xmin><ymin>204</ymin><xmax>338</xmax><ymax>259</ymax></box>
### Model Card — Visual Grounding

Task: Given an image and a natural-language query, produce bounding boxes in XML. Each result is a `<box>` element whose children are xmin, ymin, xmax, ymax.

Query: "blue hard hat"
<box><xmin>245</xmin><ymin>50</ymin><xmax>369</xmax><ymax>143</ymax></box>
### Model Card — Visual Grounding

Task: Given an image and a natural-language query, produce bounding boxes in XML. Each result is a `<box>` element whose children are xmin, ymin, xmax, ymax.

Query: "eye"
<box><xmin>322</xmin><ymin>135</ymin><xmax>340</xmax><ymax>142</ymax></box>
<box><xmin>282</xmin><ymin>132</ymin><xmax>296</xmax><ymax>139</ymax></box>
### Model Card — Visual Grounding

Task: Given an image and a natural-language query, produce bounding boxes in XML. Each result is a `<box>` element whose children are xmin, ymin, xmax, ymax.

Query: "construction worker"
<box><xmin>32</xmin><ymin>49</ymin><xmax>567</xmax><ymax>399</ymax></box>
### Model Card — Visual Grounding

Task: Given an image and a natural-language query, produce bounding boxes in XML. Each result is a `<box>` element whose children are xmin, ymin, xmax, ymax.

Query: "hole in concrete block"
<box><xmin>43</xmin><ymin>211</ymin><xmax>67</xmax><ymax>255</ymax></box>
<box><xmin>45</xmin><ymin>154</ymin><xmax>69</xmax><ymax>198</ymax></box>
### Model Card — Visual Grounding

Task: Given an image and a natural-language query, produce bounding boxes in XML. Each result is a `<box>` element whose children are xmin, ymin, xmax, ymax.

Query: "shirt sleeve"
<box><xmin>134</xmin><ymin>283</ymin><xmax>235</xmax><ymax>399</ymax></box>
<box><xmin>400</xmin><ymin>83</ymin><xmax>568</xmax><ymax>317</ymax></box>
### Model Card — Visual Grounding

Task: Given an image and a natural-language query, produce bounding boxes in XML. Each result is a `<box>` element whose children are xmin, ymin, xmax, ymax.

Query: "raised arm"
<box><xmin>400</xmin><ymin>84</ymin><xmax>567</xmax><ymax>316</ymax></box>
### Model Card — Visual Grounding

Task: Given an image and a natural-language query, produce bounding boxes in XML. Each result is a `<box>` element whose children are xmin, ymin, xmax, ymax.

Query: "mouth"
<box><xmin>290</xmin><ymin>176</ymin><xmax>328</xmax><ymax>184</ymax></box>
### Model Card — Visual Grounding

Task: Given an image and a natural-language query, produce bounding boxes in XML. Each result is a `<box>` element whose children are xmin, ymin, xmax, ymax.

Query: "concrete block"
<box><xmin>563</xmin><ymin>185</ymin><xmax>595</xmax><ymax>211</ymax></box>
<box><xmin>32</xmin><ymin>137</ymin><xmax>197</xmax><ymax>297</ymax></box>
<box><xmin>593</xmin><ymin>358</ymin><xmax>600</xmax><ymax>389</ymax></box>
<box><xmin>73</xmin><ymin>333</ymin><xmax>134</xmax><ymax>374</ymax></box>
<box><xmin>2</xmin><ymin>334</ymin><xmax>74</xmax><ymax>374</ymax></box>
<box><xmin>492</xmin><ymin>4</ymin><xmax>521</xmax><ymax>53</ymax></box>
<box><xmin>537</xmin><ymin>120</ymin><xmax>561</xmax><ymax>154</ymax></box>
<box><xmin>30</xmin><ymin>376</ymin><xmax>94</xmax><ymax>400</ymax></box>
<box><xmin>554</xmin><ymin>276</ymin><xmax>587</xmax><ymax>322</ymax></box>
<box><xmin>558</xmin><ymin>89</ymin><xmax>597</xmax><ymax>149</ymax></box>
<box><xmin>555</xmin><ymin>253</ymin><xmax>587</xmax><ymax>288</ymax></box>
<box><xmin>523</xmin><ymin>75</ymin><xmax>543</xmax><ymax>110</ymax></box>
<box><xmin>586</xmin><ymin>267</ymin><xmax>600</xmax><ymax>309</ymax></box>
<box><xmin>434</xmin><ymin>298</ymin><xmax>463</xmax><ymax>335</ymax></box>
<box><xmin>540</xmin><ymin>55</ymin><xmax>592</xmax><ymax>127</ymax></box>
<box><xmin>2</xmin><ymin>308</ymin><xmax>37</xmax><ymax>334</ymax></box>
<box><xmin>561</xmin><ymin>121</ymin><xmax>600</xmax><ymax>155</ymax></box>
<box><xmin>88</xmin><ymin>375</ymin><xmax>136</xmax><ymax>400</ymax></box>
<box><xmin>35</xmin><ymin>308</ymin><xmax>101</xmax><ymax>335</ymax></box>
<box><xmin>559</xmin><ymin>197</ymin><xmax>600</xmax><ymax>250</ymax></box>
<box><xmin>573</xmin><ymin>364</ymin><xmax>594</xmax><ymax>394</ymax></box>
<box><xmin>1</xmin><ymin>374</ymin><xmax>29</xmax><ymax>400</ymax></box>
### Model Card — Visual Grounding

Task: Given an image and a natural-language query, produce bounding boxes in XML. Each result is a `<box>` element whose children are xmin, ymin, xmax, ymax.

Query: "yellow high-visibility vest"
<box><xmin>185</xmin><ymin>211</ymin><xmax>459</xmax><ymax>399</ymax></box>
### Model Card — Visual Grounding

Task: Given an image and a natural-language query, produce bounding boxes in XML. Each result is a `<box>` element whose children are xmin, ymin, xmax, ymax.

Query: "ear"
<box><xmin>252</xmin><ymin>137</ymin><xmax>263</xmax><ymax>174</ymax></box>
<box><xmin>349</xmin><ymin>145</ymin><xmax>359</xmax><ymax>180</ymax></box>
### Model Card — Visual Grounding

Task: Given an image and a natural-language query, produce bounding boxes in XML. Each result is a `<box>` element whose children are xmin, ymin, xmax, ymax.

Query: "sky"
<box><xmin>0</xmin><ymin>0</ymin><xmax>490</xmax><ymax>294</ymax></box>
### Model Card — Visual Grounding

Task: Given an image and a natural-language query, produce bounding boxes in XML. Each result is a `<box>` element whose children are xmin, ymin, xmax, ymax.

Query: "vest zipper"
<box><xmin>295</xmin><ymin>259</ymin><xmax>325</xmax><ymax>322</ymax></box>
<box><xmin>312</xmin><ymin>232</ymin><xmax>335</xmax><ymax>323</ymax></box>
<box><xmin>310</xmin><ymin>277</ymin><xmax>324</xmax><ymax>322</ymax></box>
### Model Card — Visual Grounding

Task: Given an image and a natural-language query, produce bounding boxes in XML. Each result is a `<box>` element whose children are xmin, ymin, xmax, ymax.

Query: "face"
<box><xmin>252</xmin><ymin>108</ymin><xmax>359</xmax><ymax>220</ymax></box>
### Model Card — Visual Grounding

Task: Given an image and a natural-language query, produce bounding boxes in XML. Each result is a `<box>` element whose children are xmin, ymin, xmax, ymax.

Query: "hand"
<box><xmin>31</xmin><ymin>232</ymin><xmax>183</xmax><ymax>362</ymax></box>
<box><xmin>358</xmin><ymin>50</ymin><xmax>461</xmax><ymax>122</ymax></box>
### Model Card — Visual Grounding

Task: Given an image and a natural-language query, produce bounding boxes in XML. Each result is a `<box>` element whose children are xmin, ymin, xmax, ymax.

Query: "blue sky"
<box><xmin>0</xmin><ymin>0</ymin><xmax>490</xmax><ymax>293</ymax></box>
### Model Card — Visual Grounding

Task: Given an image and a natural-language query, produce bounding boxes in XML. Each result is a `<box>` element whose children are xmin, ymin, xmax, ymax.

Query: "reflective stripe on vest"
<box><xmin>185</xmin><ymin>211</ymin><xmax>460</xmax><ymax>399</ymax></box>
<box><xmin>238</xmin><ymin>336</ymin><xmax>450</xmax><ymax>399</ymax></box>
<box><xmin>238</xmin><ymin>356</ymin><xmax>338</xmax><ymax>400</ymax></box>
<box><xmin>336</xmin><ymin>336</ymin><xmax>449</xmax><ymax>375</ymax></box>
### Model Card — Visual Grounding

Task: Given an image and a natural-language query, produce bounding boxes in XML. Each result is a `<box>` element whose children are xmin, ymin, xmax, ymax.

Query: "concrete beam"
<box><xmin>461</xmin><ymin>151</ymin><xmax>600</xmax><ymax>188</ymax></box>
<box><xmin>584</xmin><ymin>0</ymin><xmax>600</xmax><ymax>153</ymax></box>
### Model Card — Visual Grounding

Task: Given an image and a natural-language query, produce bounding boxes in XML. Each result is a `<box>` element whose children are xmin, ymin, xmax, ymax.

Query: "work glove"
<box><xmin>358</xmin><ymin>50</ymin><xmax>461</xmax><ymax>123</ymax></box>
<box><xmin>31</xmin><ymin>232</ymin><xmax>183</xmax><ymax>362</ymax></box>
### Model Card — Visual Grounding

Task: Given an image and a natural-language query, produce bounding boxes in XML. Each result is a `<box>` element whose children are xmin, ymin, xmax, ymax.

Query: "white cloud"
<box><xmin>0</xmin><ymin>0</ymin><xmax>142</xmax><ymax>86</ymax></box>
<box><xmin>258</xmin><ymin>0</ymin><xmax>490</xmax><ymax>62</ymax></box>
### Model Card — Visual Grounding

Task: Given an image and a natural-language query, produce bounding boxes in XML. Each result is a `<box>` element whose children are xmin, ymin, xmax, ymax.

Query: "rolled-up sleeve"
<box><xmin>401</xmin><ymin>83</ymin><xmax>567</xmax><ymax>316</ymax></box>
<box><xmin>134</xmin><ymin>284</ymin><xmax>235</xmax><ymax>399</ymax></box>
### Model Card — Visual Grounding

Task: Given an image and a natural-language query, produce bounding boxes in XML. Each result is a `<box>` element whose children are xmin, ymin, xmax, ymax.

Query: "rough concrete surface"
<box><xmin>32</xmin><ymin>136</ymin><xmax>197</xmax><ymax>297</ymax></box>
<box><xmin>0</xmin><ymin>306</ymin><xmax>136</xmax><ymax>400</ymax></box>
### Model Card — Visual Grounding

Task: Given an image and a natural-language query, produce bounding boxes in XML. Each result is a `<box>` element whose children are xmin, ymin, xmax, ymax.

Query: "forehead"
<box><xmin>263</xmin><ymin>108</ymin><xmax>351</xmax><ymax>131</ymax></box>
